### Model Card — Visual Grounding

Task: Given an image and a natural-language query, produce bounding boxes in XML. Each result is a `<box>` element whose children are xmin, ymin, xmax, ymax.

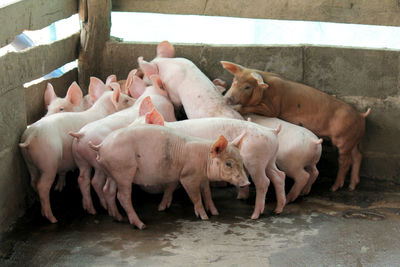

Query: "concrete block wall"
<box><xmin>103</xmin><ymin>41</ymin><xmax>400</xmax><ymax>182</ymax></box>
<box><xmin>0</xmin><ymin>86</ymin><xmax>30</xmax><ymax>232</ymax></box>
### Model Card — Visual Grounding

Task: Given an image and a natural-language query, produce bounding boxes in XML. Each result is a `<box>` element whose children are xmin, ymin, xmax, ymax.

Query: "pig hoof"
<box><xmin>137</xmin><ymin>223</ymin><xmax>146</xmax><ymax>230</ymax></box>
<box><xmin>48</xmin><ymin>216</ymin><xmax>58</xmax><ymax>224</ymax></box>
<box><xmin>348</xmin><ymin>185</ymin><xmax>356</xmax><ymax>191</ymax></box>
<box><xmin>158</xmin><ymin>205</ymin><xmax>166</xmax><ymax>211</ymax></box>
<box><xmin>200</xmin><ymin>215</ymin><xmax>209</xmax><ymax>220</ymax></box>
<box><xmin>250</xmin><ymin>213</ymin><xmax>260</xmax><ymax>220</ymax></box>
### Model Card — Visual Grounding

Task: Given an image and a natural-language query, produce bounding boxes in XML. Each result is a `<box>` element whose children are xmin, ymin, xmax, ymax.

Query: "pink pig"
<box><xmin>102</xmin><ymin>103</ymin><xmax>285</xmax><ymax>220</ymax></box>
<box><xmin>44</xmin><ymin>75</ymin><xmax>117</xmax><ymax>116</ymax></box>
<box><xmin>138</xmin><ymin>43</ymin><xmax>243</xmax><ymax>120</ymax></box>
<box><xmin>19</xmin><ymin>81</ymin><xmax>135</xmax><ymax>223</ymax></box>
<box><xmin>69</xmin><ymin>74</ymin><xmax>176</xmax><ymax>216</ymax></box>
<box><xmin>44</xmin><ymin>82</ymin><xmax>84</xmax><ymax>115</ymax></box>
<box><xmin>89</xmin><ymin>124</ymin><xmax>249</xmax><ymax>229</ymax></box>
<box><xmin>247</xmin><ymin>114</ymin><xmax>322</xmax><ymax>202</ymax></box>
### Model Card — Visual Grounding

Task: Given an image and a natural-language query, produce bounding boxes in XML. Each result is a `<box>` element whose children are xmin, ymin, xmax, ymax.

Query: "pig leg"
<box><xmin>158</xmin><ymin>182</ymin><xmax>179</xmax><ymax>211</ymax></box>
<box><xmin>36</xmin><ymin>171</ymin><xmax>58</xmax><ymax>223</ymax></box>
<box><xmin>77</xmin><ymin>165</ymin><xmax>96</xmax><ymax>215</ymax></box>
<box><xmin>266</xmin><ymin>165</ymin><xmax>286</xmax><ymax>214</ymax></box>
<box><xmin>331</xmin><ymin>152</ymin><xmax>352</xmax><ymax>192</ymax></box>
<box><xmin>91</xmin><ymin>169</ymin><xmax>107</xmax><ymax>209</ymax></box>
<box><xmin>246</xmin><ymin>164</ymin><xmax>271</xmax><ymax>219</ymax></box>
<box><xmin>200</xmin><ymin>180</ymin><xmax>219</xmax><ymax>216</ymax></box>
<box><xmin>115</xmin><ymin>168</ymin><xmax>145</xmax><ymax>229</ymax></box>
<box><xmin>117</xmin><ymin>185</ymin><xmax>145</xmax><ymax>229</ymax></box>
<box><xmin>103</xmin><ymin>178</ymin><xmax>123</xmax><ymax>221</ymax></box>
<box><xmin>180</xmin><ymin>177</ymin><xmax>208</xmax><ymax>220</ymax></box>
<box><xmin>54</xmin><ymin>172</ymin><xmax>66</xmax><ymax>192</ymax></box>
<box><xmin>349</xmin><ymin>145</ymin><xmax>362</xmax><ymax>191</ymax></box>
<box><xmin>286</xmin><ymin>169</ymin><xmax>310</xmax><ymax>204</ymax></box>
<box><xmin>301</xmin><ymin>165</ymin><xmax>319</xmax><ymax>196</ymax></box>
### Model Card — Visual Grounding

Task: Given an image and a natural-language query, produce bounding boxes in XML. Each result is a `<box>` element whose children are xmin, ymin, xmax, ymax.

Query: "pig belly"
<box><xmin>133</xmin><ymin>168</ymin><xmax>178</xmax><ymax>186</ymax></box>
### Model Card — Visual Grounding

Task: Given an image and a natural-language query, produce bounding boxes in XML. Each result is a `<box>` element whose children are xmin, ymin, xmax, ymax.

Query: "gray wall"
<box><xmin>103</xmin><ymin>41</ymin><xmax>400</xmax><ymax>182</ymax></box>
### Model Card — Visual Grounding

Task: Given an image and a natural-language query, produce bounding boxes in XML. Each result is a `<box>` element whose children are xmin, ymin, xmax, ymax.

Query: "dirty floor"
<box><xmin>1</xmin><ymin>175</ymin><xmax>400</xmax><ymax>266</ymax></box>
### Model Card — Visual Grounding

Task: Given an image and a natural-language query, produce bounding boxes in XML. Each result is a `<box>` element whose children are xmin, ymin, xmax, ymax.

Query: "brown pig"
<box><xmin>221</xmin><ymin>61</ymin><xmax>371</xmax><ymax>192</ymax></box>
<box><xmin>89</xmin><ymin>125</ymin><xmax>249</xmax><ymax>229</ymax></box>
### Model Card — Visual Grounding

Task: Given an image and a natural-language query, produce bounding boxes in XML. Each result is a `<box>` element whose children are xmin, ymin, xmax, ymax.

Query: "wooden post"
<box><xmin>78</xmin><ymin>0</ymin><xmax>111</xmax><ymax>92</ymax></box>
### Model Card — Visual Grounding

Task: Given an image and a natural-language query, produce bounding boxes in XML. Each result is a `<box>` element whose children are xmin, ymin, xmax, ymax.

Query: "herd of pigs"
<box><xmin>19</xmin><ymin>41</ymin><xmax>371</xmax><ymax>229</ymax></box>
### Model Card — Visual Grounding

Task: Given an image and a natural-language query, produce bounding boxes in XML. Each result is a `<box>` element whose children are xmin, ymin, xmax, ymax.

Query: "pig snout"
<box><xmin>234</xmin><ymin>171</ymin><xmax>250</xmax><ymax>188</ymax></box>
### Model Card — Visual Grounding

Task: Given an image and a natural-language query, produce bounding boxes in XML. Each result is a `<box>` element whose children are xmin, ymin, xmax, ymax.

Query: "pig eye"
<box><xmin>244</xmin><ymin>86</ymin><xmax>251</xmax><ymax>90</ymax></box>
<box><xmin>225</xmin><ymin>162</ymin><xmax>232</xmax><ymax>168</ymax></box>
<box><xmin>59</xmin><ymin>107</ymin><xmax>64</xmax><ymax>111</ymax></box>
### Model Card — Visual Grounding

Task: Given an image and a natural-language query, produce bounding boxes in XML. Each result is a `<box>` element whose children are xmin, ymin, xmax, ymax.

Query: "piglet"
<box><xmin>89</xmin><ymin>124</ymin><xmax>249</xmax><ymax>229</ymax></box>
<box><xmin>102</xmin><ymin>102</ymin><xmax>284</xmax><ymax>221</ymax></box>
<box><xmin>44</xmin><ymin>82</ymin><xmax>83</xmax><ymax>115</ymax></box>
<box><xmin>222</xmin><ymin>61</ymin><xmax>371</xmax><ymax>192</ymax></box>
<box><xmin>247</xmin><ymin>114</ymin><xmax>322</xmax><ymax>202</ymax></box>
<box><xmin>138</xmin><ymin>41</ymin><xmax>243</xmax><ymax>120</ymax></box>
<box><xmin>19</xmin><ymin>80</ymin><xmax>135</xmax><ymax>223</ymax></box>
<box><xmin>45</xmin><ymin>75</ymin><xmax>117</xmax><ymax>116</ymax></box>
<box><xmin>69</xmin><ymin>74</ymin><xmax>176</xmax><ymax>217</ymax></box>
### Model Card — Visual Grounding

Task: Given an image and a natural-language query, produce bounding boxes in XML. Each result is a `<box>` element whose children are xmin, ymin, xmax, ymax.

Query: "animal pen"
<box><xmin>1</xmin><ymin>0</ymin><xmax>400</xmax><ymax>265</ymax></box>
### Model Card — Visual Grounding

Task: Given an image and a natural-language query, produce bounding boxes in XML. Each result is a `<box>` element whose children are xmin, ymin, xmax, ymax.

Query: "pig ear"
<box><xmin>128</xmin><ymin>76</ymin><xmax>147</xmax><ymax>99</ymax></box>
<box><xmin>66</xmin><ymin>82</ymin><xmax>83</xmax><ymax>106</ymax></box>
<box><xmin>112</xmin><ymin>86</ymin><xmax>121</xmax><ymax>109</ymax></box>
<box><xmin>231</xmin><ymin>130</ymin><xmax>247</xmax><ymax>150</ymax></box>
<box><xmin>157</xmin><ymin>41</ymin><xmax>175</xmax><ymax>58</ymax></box>
<box><xmin>221</xmin><ymin>61</ymin><xmax>243</xmax><ymax>75</ymax></box>
<box><xmin>105</xmin><ymin>74</ymin><xmax>117</xmax><ymax>85</ymax></box>
<box><xmin>213</xmin><ymin>78</ymin><xmax>227</xmax><ymax>94</ymax></box>
<box><xmin>139</xmin><ymin>96</ymin><xmax>155</xmax><ymax>116</ymax></box>
<box><xmin>150</xmin><ymin>74</ymin><xmax>168</xmax><ymax>97</ymax></box>
<box><xmin>250</xmin><ymin>72</ymin><xmax>269</xmax><ymax>90</ymax></box>
<box><xmin>210</xmin><ymin>135</ymin><xmax>228</xmax><ymax>159</ymax></box>
<box><xmin>44</xmin><ymin>83</ymin><xmax>57</xmax><ymax>106</ymax></box>
<box><xmin>145</xmin><ymin>108</ymin><xmax>165</xmax><ymax>126</ymax></box>
<box><xmin>89</xmin><ymin>77</ymin><xmax>106</xmax><ymax>101</ymax></box>
<box><xmin>138</xmin><ymin>56</ymin><xmax>158</xmax><ymax>79</ymax></box>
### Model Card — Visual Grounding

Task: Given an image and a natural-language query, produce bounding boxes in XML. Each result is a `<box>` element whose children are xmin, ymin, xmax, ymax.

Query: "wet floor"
<box><xmin>1</xmin><ymin>174</ymin><xmax>400</xmax><ymax>266</ymax></box>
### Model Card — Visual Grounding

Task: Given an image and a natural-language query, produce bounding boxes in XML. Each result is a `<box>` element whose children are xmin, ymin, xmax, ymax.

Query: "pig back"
<box><xmin>103</xmin><ymin>125</ymin><xmax>188</xmax><ymax>185</ymax></box>
<box><xmin>155</xmin><ymin>58</ymin><xmax>243</xmax><ymax>120</ymax></box>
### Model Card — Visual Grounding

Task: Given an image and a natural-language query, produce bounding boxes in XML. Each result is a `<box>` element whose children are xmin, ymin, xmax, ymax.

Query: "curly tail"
<box><xmin>361</xmin><ymin>108</ymin><xmax>371</xmax><ymax>118</ymax></box>
<box><xmin>69</xmin><ymin>132</ymin><xmax>84</xmax><ymax>139</ymax></box>
<box><xmin>88</xmin><ymin>141</ymin><xmax>101</xmax><ymax>152</ymax></box>
<box><xmin>272</xmin><ymin>123</ymin><xmax>282</xmax><ymax>135</ymax></box>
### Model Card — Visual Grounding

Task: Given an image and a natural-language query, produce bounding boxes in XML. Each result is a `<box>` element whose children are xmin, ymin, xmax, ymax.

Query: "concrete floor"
<box><xmin>1</xmin><ymin>174</ymin><xmax>400</xmax><ymax>266</ymax></box>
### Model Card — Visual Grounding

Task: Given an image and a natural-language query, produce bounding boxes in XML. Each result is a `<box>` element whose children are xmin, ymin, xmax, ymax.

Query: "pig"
<box><xmin>102</xmin><ymin>102</ymin><xmax>285</xmax><ymax>220</ymax></box>
<box><xmin>45</xmin><ymin>75</ymin><xmax>118</xmax><ymax>117</ymax></box>
<box><xmin>19</xmin><ymin>81</ymin><xmax>135</xmax><ymax>223</ymax></box>
<box><xmin>221</xmin><ymin>61</ymin><xmax>371</xmax><ymax>192</ymax></box>
<box><xmin>214</xmin><ymin>78</ymin><xmax>322</xmax><ymax>201</ymax></box>
<box><xmin>89</xmin><ymin>124</ymin><xmax>250</xmax><ymax>229</ymax></box>
<box><xmin>69</xmin><ymin>74</ymin><xmax>176</xmax><ymax>216</ymax></box>
<box><xmin>247</xmin><ymin>114</ymin><xmax>322</xmax><ymax>202</ymax></box>
<box><xmin>44</xmin><ymin>82</ymin><xmax>83</xmax><ymax>116</ymax></box>
<box><xmin>137</xmin><ymin>42</ymin><xmax>243</xmax><ymax>120</ymax></box>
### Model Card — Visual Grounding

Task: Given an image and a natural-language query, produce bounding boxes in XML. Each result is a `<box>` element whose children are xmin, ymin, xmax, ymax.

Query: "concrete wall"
<box><xmin>0</xmin><ymin>86</ymin><xmax>30</xmax><ymax>233</ymax></box>
<box><xmin>102</xmin><ymin>40</ymin><xmax>400</xmax><ymax>182</ymax></box>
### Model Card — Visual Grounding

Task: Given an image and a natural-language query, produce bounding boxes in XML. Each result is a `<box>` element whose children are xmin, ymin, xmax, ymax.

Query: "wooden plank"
<box><xmin>0</xmin><ymin>0</ymin><xmax>78</xmax><ymax>47</ymax></box>
<box><xmin>112</xmin><ymin>0</ymin><xmax>400</xmax><ymax>27</ymax></box>
<box><xmin>0</xmin><ymin>32</ymin><xmax>79</xmax><ymax>96</ymax></box>
<box><xmin>78</xmin><ymin>0</ymin><xmax>111</xmax><ymax>90</ymax></box>
<box><xmin>24</xmin><ymin>68</ymin><xmax>78</xmax><ymax>125</ymax></box>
